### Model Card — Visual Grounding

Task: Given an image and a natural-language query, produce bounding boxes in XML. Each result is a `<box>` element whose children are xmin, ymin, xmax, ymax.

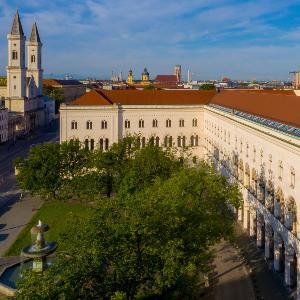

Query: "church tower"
<box><xmin>7</xmin><ymin>11</ymin><xmax>26</xmax><ymax>99</ymax></box>
<box><xmin>127</xmin><ymin>69</ymin><xmax>133</xmax><ymax>84</ymax></box>
<box><xmin>27</xmin><ymin>22</ymin><xmax>43</xmax><ymax>96</ymax></box>
<box><xmin>141</xmin><ymin>67</ymin><xmax>150</xmax><ymax>82</ymax></box>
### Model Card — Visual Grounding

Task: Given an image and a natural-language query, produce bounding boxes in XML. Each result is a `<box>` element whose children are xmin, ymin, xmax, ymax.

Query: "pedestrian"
<box><xmin>19</xmin><ymin>192</ymin><xmax>23</xmax><ymax>201</ymax></box>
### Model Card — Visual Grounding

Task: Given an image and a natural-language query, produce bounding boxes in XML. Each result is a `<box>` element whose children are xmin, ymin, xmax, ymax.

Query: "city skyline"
<box><xmin>0</xmin><ymin>1</ymin><xmax>300</xmax><ymax>80</ymax></box>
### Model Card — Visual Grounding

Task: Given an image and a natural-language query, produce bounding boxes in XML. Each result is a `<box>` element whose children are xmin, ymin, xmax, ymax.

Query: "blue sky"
<box><xmin>0</xmin><ymin>0</ymin><xmax>300</xmax><ymax>80</ymax></box>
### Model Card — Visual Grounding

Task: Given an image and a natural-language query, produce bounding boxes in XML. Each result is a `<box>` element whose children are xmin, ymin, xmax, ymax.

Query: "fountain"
<box><xmin>0</xmin><ymin>220</ymin><xmax>57</xmax><ymax>296</ymax></box>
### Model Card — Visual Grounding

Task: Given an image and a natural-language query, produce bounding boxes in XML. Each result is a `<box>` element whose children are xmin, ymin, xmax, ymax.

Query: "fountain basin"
<box><xmin>0</xmin><ymin>256</ymin><xmax>56</xmax><ymax>296</ymax></box>
<box><xmin>21</xmin><ymin>241</ymin><xmax>57</xmax><ymax>258</ymax></box>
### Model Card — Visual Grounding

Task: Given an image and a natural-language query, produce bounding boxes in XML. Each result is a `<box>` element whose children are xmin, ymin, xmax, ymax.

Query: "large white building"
<box><xmin>60</xmin><ymin>88</ymin><xmax>300</xmax><ymax>298</ymax></box>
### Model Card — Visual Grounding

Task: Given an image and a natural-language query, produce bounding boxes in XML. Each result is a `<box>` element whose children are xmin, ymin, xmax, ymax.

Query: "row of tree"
<box><xmin>14</xmin><ymin>138</ymin><xmax>241</xmax><ymax>299</ymax></box>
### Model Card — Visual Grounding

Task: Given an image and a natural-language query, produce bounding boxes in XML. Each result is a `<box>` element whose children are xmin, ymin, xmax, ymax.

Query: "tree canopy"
<box><xmin>14</xmin><ymin>137</ymin><xmax>241</xmax><ymax>299</ymax></box>
<box><xmin>199</xmin><ymin>84</ymin><xmax>215</xmax><ymax>90</ymax></box>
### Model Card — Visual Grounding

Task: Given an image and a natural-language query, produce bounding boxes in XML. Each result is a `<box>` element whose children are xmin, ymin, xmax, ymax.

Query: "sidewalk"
<box><xmin>0</xmin><ymin>193</ymin><xmax>42</xmax><ymax>256</ymax></box>
<box><xmin>234</xmin><ymin>224</ymin><xmax>290</xmax><ymax>300</ymax></box>
<box><xmin>211</xmin><ymin>240</ymin><xmax>255</xmax><ymax>300</ymax></box>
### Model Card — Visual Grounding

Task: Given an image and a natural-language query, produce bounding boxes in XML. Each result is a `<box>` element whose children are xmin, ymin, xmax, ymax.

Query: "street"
<box><xmin>0</xmin><ymin>122</ymin><xmax>59</xmax><ymax>256</ymax></box>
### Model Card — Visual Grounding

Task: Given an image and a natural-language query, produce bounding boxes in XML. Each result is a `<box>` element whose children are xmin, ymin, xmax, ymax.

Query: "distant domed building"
<box><xmin>127</xmin><ymin>69</ymin><xmax>133</xmax><ymax>85</ymax></box>
<box><xmin>141</xmin><ymin>67</ymin><xmax>150</xmax><ymax>83</ymax></box>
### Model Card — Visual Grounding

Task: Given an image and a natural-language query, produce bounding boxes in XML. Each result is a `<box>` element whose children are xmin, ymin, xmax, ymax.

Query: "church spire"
<box><xmin>30</xmin><ymin>22</ymin><xmax>41</xmax><ymax>43</ymax></box>
<box><xmin>10</xmin><ymin>10</ymin><xmax>24</xmax><ymax>36</ymax></box>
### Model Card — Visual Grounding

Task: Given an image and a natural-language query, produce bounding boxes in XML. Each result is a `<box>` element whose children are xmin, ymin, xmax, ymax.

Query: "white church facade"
<box><xmin>60</xmin><ymin>88</ymin><xmax>300</xmax><ymax>298</ymax></box>
<box><xmin>3</xmin><ymin>11</ymin><xmax>52</xmax><ymax>135</ymax></box>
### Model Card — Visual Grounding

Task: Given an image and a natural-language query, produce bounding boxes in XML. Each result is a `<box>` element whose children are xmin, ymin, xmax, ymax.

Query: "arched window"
<box><xmin>90</xmin><ymin>139</ymin><xmax>94</xmax><ymax>150</ymax></box>
<box><xmin>192</xmin><ymin>118</ymin><xmax>198</xmax><ymax>127</ymax></box>
<box><xmin>141</xmin><ymin>137</ymin><xmax>146</xmax><ymax>148</ymax></box>
<box><xmin>31</xmin><ymin>55</ymin><xmax>36</xmax><ymax>63</ymax></box>
<box><xmin>177</xmin><ymin>136</ymin><xmax>181</xmax><ymax>147</ymax></box>
<box><xmin>71</xmin><ymin>121</ymin><xmax>77</xmax><ymax>130</ymax></box>
<box><xmin>190</xmin><ymin>135</ymin><xmax>199</xmax><ymax>146</ymax></box>
<box><xmin>125</xmin><ymin>119</ymin><xmax>130</xmax><ymax>129</ymax></box>
<box><xmin>191</xmin><ymin>135</ymin><xmax>194</xmax><ymax>146</ymax></box>
<box><xmin>169</xmin><ymin>136</ymin><xmax>172</xmax><ymax>147</ymax></box>
<box><xmin>12</xmin><ymin>50</ymin><xmax>18</xmax><ymax>60</ymax></box>
<box><xmin>278</xmin><ymin>161</ymin><xmax>283</xmax><ymax>180</ymax></box>
<box><xmin>139</xmin><ymin>119</ymin><xmax>144</xmax><ymax>128</ymax></box>
<box><xmin>136</xmin><ymin>137</ymin><xmax>141</xmax><ymax>149</ymax></box>
<box><xmin>99</xmin><ymin>139</ymin><xmax>104</xmax><ymax>151</ymax></box>
<box><xmin>84</xmin><ymin>139</ymin><xmax>89</xmax><ymax>150</ymax></box>
<box><xmin>291</xmin><ymin>167</ymin><xmax>295</xmax><ymax>188</ymax></box>
<box><xmin>105</xmin><ymin>138</ymin><xmax>109</xmax><ymax>150</ymax></box>
<box><xmin>86</xmin><ymin>120</ymin><xmax>92</xmax><ymax>130</ymax></box>
<box><xmin>164</xmin><ymin>136</ymin><xmax>168</xmax><ymax>147</ymax></box>
<box><xmin>149</xmin><ymin>136</ymin><xmax>154</xmax><ymax>146</ymax></box>
<box><xmin>179</xmin><ymin>119</ymin><xmax>184</xmax><ymax>127</ymax></box>
<box><xmin>166</xmin><ymin>119</ymin><xmax>171</xmax><ymax>128</ymax></box>
<box><xmin>101</xmin><ymin>120</ymin><xmax>107</xmax><ymax>129</ymax></box>
<box><xmin>152</xmin><ymin>119</ymin><xmax>158</xmax><ymax>127</ymax></box>
<box><xmin>155</xmin><ymin>136</ymin><xmax>159</xmax><ymax>146</ymax></box>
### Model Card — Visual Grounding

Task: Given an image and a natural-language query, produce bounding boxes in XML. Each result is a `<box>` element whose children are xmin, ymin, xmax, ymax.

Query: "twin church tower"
<box><xmin>7</xmin><ymin>10</ymin><xmax>43</xmax><ymax>100</ymax></box>
<box><xmin>5</xmin><ymin>11</ymin><xmax>45</xmax><ymax>132</ymax></box>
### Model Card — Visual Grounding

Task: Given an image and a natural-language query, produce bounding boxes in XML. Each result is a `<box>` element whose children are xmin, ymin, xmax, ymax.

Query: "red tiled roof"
<box><xmin>73</xmin><ymin>90</ymin><xmax>112</xmax><ymax>105</ymax></box>
<box><xmin>71</xmin><ymin>89</ymin><xmax>300</xmax><ymax>129</ymax></box>
<box><xmin>72</xmin><ymin>89</ymin><xmax>216</xmax><ymax>106</ymax></box>
<box><xmin>211</xmin><ymin>90</ymin><xmax>300</xmax><ymax>128</ymax></box>
<box><xmin>155</xmin><ymin>75</ymin><xmax>178</xmax><ymax>83</ymax></box>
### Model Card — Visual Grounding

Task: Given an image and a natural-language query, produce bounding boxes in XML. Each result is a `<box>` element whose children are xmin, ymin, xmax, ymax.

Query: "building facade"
<box><xmin>60</xmin><ymin>88</ymin><xmax>300</xmax><ymax>299</ymax></box>
<box><xmin>43</xmin><ymin>79</ymin><xmax>86</xmax><ymax>104</ymax></box>
<box><xmin>0</xmin><ymin>108</ymin><xmax>8</xmax><ymax>143</ymax></box>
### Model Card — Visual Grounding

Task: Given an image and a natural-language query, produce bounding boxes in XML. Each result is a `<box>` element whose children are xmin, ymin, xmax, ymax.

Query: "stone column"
<box><xmin>256</xmin><ymin>214</ymin><xmax>265</xmax><ymax>248</ymax></box>
<box><xmin>296</xmin><ymin>256</ymin><xmax>300</xmax><ymax>300</ymax></box>
<box><xmin>238</xmin><ymin>207</ymin><xmax>243</xmax><ymax>222</ymax></box>
<box><xmin>243</xmin><ymin>202</ymin><xmax>249</xmax><ymax>230</ymax></box>
<box><xmin>265</xmin><ymin>193</ymin><xmax>274</xmax><ymax>212</ymax></box>
<box><xmin>285</xmin><ymin>251</ymin><xmax>296</xmax><ymax>287</ymax></box>
<box><xmin>274</xmin><ymin>233</ymin><xmax>284</xmax><ymax>272</ymax></box>
<box><xmin>265</xmin><ymin>225</ymin><xmax>274</xmax><ymax>259</ymax></box>
<box><xmin>249</xmin><ymin>208</ymin><xmax>257</xmax><ymax>238</ymax></box>
<box><xmin>274</xmin><ymin>200</ymin><xmax>281</xmax><ymax>219</ymax></box>
<box><xmin>285</xmin><ymin>211</ymin><xmax>293</xmax><ymax>231</ymax></box>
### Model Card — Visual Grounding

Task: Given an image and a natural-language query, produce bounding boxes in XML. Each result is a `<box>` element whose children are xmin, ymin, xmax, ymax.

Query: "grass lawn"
<box><xmin>5</xmin><ymin>200</ymin><xmax>94</xmax><ymax>257</ymax></box>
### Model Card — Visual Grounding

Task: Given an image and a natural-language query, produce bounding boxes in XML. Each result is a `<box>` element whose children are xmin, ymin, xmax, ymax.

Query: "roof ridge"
<box><xmin>95</xmin><ymin>90</ymin><xmax>113</xmax><ymax>104</ymax></box>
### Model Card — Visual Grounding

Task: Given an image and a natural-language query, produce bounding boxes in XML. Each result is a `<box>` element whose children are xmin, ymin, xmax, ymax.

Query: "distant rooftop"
<box><xmin>43</xmin><ymin>79</ymin><xmax>83</xmax><ymax>86</ymax></box>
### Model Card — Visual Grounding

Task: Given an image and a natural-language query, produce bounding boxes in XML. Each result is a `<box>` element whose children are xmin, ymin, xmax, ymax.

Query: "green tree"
<box><xmin>43</xmin><ymin>85</ymin><xmax>64</xmax><ymax>113</ymax></box>
<box><xmin>14</xmin><ymin>162</ymin><xmax>241</xmax><ymax>299</ymax></box>
<box><xmin>199</xmin><ymin>83</ymin><xmax>215</xmax><ymax>90</ymax></box>
<box><xmin>0</xmin><ymin>77</ymin><xmax>7</xmax><ymax>87</ymax></box>
<box><xmin>15</xmin><ymin>143</ymin><xmax>61</xmax><ymax>198</ymax></box>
